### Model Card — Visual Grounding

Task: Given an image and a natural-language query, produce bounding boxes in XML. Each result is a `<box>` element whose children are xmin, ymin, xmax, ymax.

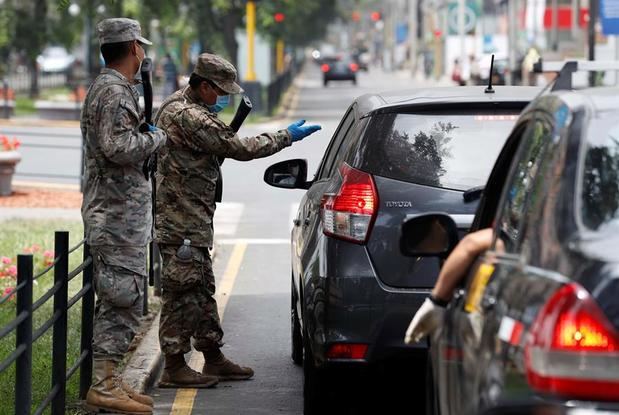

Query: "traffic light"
<box><xmin>370</xmin><ymin>11</ymin><xmax>381</xmax><ymax>21</ymax></box>
<box><xmin>274</xmin><ymin>12</ymin><xmax>285</xmax><ymax>23</ymax></box>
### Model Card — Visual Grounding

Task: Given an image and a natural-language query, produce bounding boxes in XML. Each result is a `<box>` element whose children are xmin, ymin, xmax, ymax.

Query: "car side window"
<box><xmin>495</xmin><ymin>113</ymin><xmax>553</xmax><ymax>253</ymax></box>
<box><xmin>316</xmin><ymin>108</ymin><xmax>356</xmax><ymax>180</ymax></box>
<box><xmin>471</xmin><ymin>118</ymin><xmax>533</xmax><ymax>231</ymax></box>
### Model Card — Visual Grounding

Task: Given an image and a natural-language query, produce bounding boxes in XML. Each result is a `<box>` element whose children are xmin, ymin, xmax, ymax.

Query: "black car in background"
<box><xmin>402</xmin><ymin>87</ymin><xmax>619</xmax><ymax>415</ymax></box>
<box><xmin>264</xmin><ymin>86</ymin><xmax>541</xmax><ymax>414</ymax></box>
<box><xmin>321</xmin><ymin>55</ymin><xmax>358</xmax><ymax>86</ymax></box>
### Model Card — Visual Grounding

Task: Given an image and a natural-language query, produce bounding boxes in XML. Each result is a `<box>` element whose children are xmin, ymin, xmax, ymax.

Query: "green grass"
<box><xmin>14</xmin><ymin>96</ymin><xmax>36</xmax><ymax>116</ymax></box>
<box><xmin>0</xmin><ymin>219</ymin><xmax>86</xmax><ymax>414</ymax></box>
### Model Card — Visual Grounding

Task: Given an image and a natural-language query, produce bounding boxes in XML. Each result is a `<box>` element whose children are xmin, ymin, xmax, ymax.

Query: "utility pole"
<box><xmin>408</xmin><ymin>0</ymin><xmax>418</xmax><ymax>76</ymax></box>
<box><xmin>244</xmin><ymin>0</ymin><xmax>257</xmax><ymax>81</ymax></box>
<box><xmin>572</xmin><ymin>0</ymin><xmax>580</xmax><ymax>40</ymax></box>
<box><xmin>589</xmin><ymin>0</ymin><xmax>598</xmax><ymax>86</ymax></box>
<box><xmin>458</xmin><ymin>0</ymin><xmax>467</xmax><ymax>78</ymax></box>
<box><xmin>552</xmin><ymin>0</ymin><xmax>559</xmax><ymax>50</ymax></box>
<box><xmin>507</xmin><ymin>0</ymin><xmax>517</xmax><ymax>85</ymax></box>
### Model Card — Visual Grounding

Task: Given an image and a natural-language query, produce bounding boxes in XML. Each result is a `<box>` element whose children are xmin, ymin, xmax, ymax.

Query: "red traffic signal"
<box><xmin>370</xmin><ymin>11</ymin><xmax>381</xmax><ymax>21</ymax></box>
<box><xmin>274</xmin><ymin>12</ymin><xmax>285</xmax><ymax>23</ymax></box>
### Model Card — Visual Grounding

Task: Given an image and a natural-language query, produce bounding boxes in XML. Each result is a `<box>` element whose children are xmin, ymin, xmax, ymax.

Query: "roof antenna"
<box><xmin>485</xmin><ymin>54</ymin><xmax>495</xmax><ymax>94</ymax></box>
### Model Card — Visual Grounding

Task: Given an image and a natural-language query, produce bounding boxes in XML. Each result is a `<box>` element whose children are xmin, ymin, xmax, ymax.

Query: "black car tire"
<box><xmin>303</xmin><ymin>332</ymin><xmax>329</xmax><ymax>414</ymax></box>
<box><xmin>291</xmin><ymin>277</ymin><xmax>303</xmax><ymax>366</ymax></box>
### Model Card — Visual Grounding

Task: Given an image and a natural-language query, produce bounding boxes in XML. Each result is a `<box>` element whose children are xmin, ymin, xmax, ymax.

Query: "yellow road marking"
<box><xmin>170</xmin><ymin>242</ymin><xmax>248</xmax><ymax>415</ymax></box>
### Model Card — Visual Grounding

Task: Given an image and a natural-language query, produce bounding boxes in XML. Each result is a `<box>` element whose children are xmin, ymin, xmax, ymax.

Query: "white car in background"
<box><xmin>36</xmin><ymin>47</ymin><xmax>75</xmax><ymax>74</ymax></box>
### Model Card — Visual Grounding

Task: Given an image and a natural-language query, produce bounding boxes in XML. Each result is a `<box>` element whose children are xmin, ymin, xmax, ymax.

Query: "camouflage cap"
<box><xmin>193</xmin><ymin>53</ymin><xmax>243</xmax><ymax>95</ymax></box>
<box><xmin>97</xmin><ymin>18</ymin><xmax>152</xmax><ymax>46</ymax></box>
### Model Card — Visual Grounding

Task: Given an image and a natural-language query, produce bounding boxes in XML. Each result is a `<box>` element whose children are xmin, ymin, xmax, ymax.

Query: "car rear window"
<box><xmin>355</xmin><ymin>110</ymin><xmax>520</xmax><ymax>191</ymax></box>
<box><xmin>580</xmin><ymin>109</ymin><xmax>619</xmax><ymax>232</ymax></box>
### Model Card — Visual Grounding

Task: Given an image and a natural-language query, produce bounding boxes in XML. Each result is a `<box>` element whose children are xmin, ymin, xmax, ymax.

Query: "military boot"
<box><xmin>202</xmin><ymin>350</ymin><xmax>254</xmax><ymax>381</ymax></box>
<box><xmin>85</xmin><ymin>360</ymin><xmax>152</xmax><ymax>414</ymax></box>
<box><xmin>159</xmin><ymin>353</ymin><xmax>219</xmax><ymax>388</ymax></box>
<box><xmin>120</xmin><ymin>381</ymin><xmax>154</xmax><ymax>407</ymax></box>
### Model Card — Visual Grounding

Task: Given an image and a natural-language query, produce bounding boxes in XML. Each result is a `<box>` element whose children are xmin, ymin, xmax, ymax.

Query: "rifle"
<box><xmin>139</xmin><ymin>57</ymin><xmax>156</xmax><ymax>288</ymax></box>
<box><xmin>214</xmin><ymin>95</ymin><xmax>253</xmax><ymax>203</ymax></box>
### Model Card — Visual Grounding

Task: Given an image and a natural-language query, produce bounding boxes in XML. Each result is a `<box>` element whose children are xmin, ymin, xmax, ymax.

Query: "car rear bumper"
<box><xmin>307</xmin><ymin>272</ymin><xmax>430</xmax><ymax>369</ymax></box>
<box><xmin>324</xmin><ymin>73</ymin><xmax>356</xmax><ymax>81</ymax></box>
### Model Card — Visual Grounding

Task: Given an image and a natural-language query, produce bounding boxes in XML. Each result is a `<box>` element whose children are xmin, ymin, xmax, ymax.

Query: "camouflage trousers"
<box><xmin>159</xmin><ymin>244</ymin><xmax>224</xmax><ymax>356</ymax></box>
<box><xmin>91</xmin><ymin>245</ymin><xmax>146</xmax><ymax>362</ymax></box>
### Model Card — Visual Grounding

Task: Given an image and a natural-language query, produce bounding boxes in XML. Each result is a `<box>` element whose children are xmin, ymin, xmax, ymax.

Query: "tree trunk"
<box><xmin>196</xmin><ymin>1</ymin><xmax>211</xmax><ymax>53</ymax></box>
<box><xmin>29</xmin><ymin>0</ymin><xmax>47</xmax><ymax>98</ymax></box>
<box><xmin>28</xmin><ymin>57</ymin><xmax>39</xmax><ymax>99</ymax></box>
<box><xmin>222</xmin><ymin>11</ymin><xmax>241</xmax><ymax>69</ymax></box>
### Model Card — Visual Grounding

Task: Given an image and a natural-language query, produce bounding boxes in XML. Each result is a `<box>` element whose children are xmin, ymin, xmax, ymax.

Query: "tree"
<box><xmin>13</xmin><ymin>0</ymin><xmax>48</xmax><ymax>98</ymax></box>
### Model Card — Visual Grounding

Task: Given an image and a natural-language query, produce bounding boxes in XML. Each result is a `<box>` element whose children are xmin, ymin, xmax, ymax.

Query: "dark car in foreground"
<box><xmin>321</xmin><ymin>55</ymin><xmax>358</xmax><ymax>86</ymax></box>
<box><xmin>401</xmin><ymin>86</ymin><xmax>619</xmax><ymax>415</ymax></box>
<box><xmin>264</xmin><ymin>86</ymin><xmax>541</xmax><ymax>414</ymax></box>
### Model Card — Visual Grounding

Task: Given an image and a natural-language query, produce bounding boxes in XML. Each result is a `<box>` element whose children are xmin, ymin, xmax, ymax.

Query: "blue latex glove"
<box><xmin>147</xmin><ymin>123</ymin><xmax>157</xmax><ymax>133</ymax></box>
<box><xmin>287</xmin><ymin>119</ymin><xmax>322</xmax><ymax>142</ymax></box>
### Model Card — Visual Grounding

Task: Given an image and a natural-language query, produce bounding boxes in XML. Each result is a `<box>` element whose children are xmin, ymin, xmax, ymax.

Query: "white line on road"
<box><xmin>213</xmin><ymin>202</ymin><xmax>244</xmax><ymax>236</ymax></box>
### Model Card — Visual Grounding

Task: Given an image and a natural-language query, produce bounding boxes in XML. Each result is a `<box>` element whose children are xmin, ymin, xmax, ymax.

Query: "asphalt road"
<box><xmin>2</xmin><ymin>63</ymin><xmax>428</xmax><ymax>414</ymax></box>
<box><xmin>151</xmin><ymin>64</ymin><xmax>427</xmax><ymax>414</ymax></box>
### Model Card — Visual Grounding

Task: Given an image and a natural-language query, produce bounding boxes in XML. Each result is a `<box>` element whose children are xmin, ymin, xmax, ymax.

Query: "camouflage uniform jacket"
<box><xmin>154</xmin><ymin>86</ymin><xmax>291</xmax><ymax>248</ymax></box>
<box><xmin>81</xmin><ymin>68</ymin><xmax>167</xmax><ymax>247</ymax></box>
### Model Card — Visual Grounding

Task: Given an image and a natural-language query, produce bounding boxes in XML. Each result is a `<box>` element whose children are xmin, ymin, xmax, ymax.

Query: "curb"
<box><xmin>122</xmin><ymin>313</ymin><xmax>163</xmax><ymax>394</ymax></box>
<box><xmin>0</xmin><ymin>118</ymin><xmax>80</xmax><ymax>128</ymax></box>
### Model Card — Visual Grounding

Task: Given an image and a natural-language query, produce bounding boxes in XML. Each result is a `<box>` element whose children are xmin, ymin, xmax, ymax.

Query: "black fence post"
<box><xmin>51</xmin><ymin>231</ymin><xmax>69</xmax><ymax>415</ymax></box>
<box><xmin>79</xmin><ymin>242</ymin><xmax>94</xmax><ymax>400</ymax></box>
<box><xmin>15</xmin><ymin>254</ymin><xmax>33</xmax><ymax>415</ymax></box>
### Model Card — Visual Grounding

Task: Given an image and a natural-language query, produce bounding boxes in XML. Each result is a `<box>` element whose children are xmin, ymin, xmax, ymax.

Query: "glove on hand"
<box><xmin>404</xmin><ymin>297</ymin><xmax>446</xmax><ymax>344</ymax></box>
<box><xmin>287</xmin><ymin>119</ymin><xmax>321</xmax><ymax>142</ymax></box>
<box><xmin>140</xmin><ymin>123</ymin><xmax>158</xmax><ymax>133</ymax></box>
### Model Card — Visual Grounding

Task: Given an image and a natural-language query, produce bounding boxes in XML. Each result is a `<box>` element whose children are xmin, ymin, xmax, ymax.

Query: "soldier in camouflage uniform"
<box><xmin>81</xmin><ymin>18</ymin><xmax>166</xmax><ymax>414</ymax></box>
<box><xmin>155</xmin><ymin>53</ymin><xmax>321</xmax><ymax>387</ymax></box>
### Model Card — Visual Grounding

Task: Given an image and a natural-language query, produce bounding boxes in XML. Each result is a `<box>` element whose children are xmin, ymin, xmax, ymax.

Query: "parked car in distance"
<box><xmin>36</xmin><ymin>46</ymin><xmax>76</xmax><ymax>74</ymax></box>
<box><xmin>401</xmin><ymin>86</ymin><xmax>619</xmax><ymax>415</ymax></box>
<box><xmin>321</xmin><ymin>55</ymin><xmax>358</xmax><ymax>86</ymax></box>
<box><xmin>264</xmin><ymin>85</ymin><xmax>541</xmax><ymax>415</ymax></box>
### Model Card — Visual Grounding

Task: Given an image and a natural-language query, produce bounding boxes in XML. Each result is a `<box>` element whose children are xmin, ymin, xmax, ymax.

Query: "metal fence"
<box><xmin>5</xmin><ymin>72</ymin><xmax>68</xmax><ymax>93</ymax></box>
<box><xmin>0</xmin><ymin>231</ymin><xmax>94</xmax><ymax>415</ymax></box>
<box><xmin>266</xmin><ymin>59</ymin><xmax>304</xmax><ymax>115</ymax></box>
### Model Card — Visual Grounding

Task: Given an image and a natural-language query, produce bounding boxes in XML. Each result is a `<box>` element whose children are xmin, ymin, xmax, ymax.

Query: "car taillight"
<box><xmin>349</xmin><ymin>63</ymin><xmax>359</xmax><ymax>72</ymax></box>
<box><xmin>321</xmin><ymin>163</ymin><xmax>378</xmax><ymax>244</ymax></box>
<box><xmin>525</xmin><ymin>283</ymin><xmax>619</xmax><ymax>401</ymax></box>
<box><xmin>321</xmin><ymin>64</ymin><xmax>330</xmax><ymax>72</ymax></box>
<box><xmin>326</xmin><ymin>343</ymin><xmax>368</xmax><ymax>360</ymax></box>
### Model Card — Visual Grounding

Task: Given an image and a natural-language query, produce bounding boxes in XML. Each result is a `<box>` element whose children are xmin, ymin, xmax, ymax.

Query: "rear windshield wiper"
<box><xmin>463</xmin><ymin>186</ymin><xmax>484</xmax><ymax>203</ymax></box>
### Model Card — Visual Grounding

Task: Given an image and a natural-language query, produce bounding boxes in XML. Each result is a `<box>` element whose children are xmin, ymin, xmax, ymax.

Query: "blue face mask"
<box><xmin>207</xmin><ymin>94</ymin><xmax>230</xmax><ymax>113</ymax></box>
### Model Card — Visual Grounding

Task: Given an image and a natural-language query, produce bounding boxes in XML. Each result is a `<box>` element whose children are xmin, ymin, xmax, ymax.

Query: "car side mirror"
<box><xmin>400</xmin><ymin>213</ymin><xmax>460</xmax><ymax>258</ymax></box>
<box><xmin>264</xmin><ymin>159</ymin><xmax>311</xmax><ymax>190</ymax></box>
